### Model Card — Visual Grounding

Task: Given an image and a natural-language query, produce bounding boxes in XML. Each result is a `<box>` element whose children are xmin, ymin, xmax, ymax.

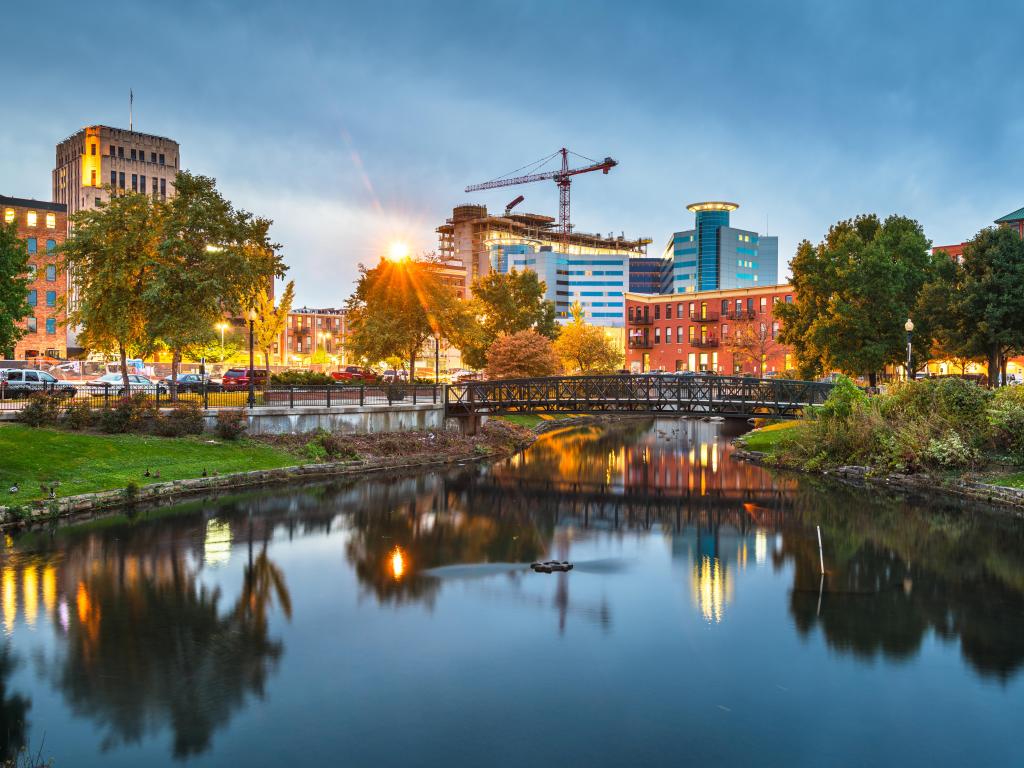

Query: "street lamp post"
<box><xmin>905</xmin><ymin>318</ymin><xmax>914</xmax><ymax>381</ymax></box>
<box><xmin>247</xmin><ymin>309</ymin><xmax>257</xmax><ymax>408</ymax></box>
<box><xmin>434</xmin><ymin>337</ymin><xmax>440</xmax><ymax>383</ymax></box>
<box><xmin>217</xmin><ymin>322</ymin><xmax>229</xmax><ymax>362</ymax></box>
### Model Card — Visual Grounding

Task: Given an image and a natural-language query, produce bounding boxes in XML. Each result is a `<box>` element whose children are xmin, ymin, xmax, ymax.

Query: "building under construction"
<box><xmin>437</xmin><ymin>204</ymin><xmax>653</xmax><ymax>328</ymax></box>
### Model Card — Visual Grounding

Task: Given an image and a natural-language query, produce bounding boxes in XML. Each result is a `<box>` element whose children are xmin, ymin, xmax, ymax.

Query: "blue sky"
<box><xmin>3</xmin><ymin>0</ymin><xmax>1022</xmax><ymax>306</ymax></box>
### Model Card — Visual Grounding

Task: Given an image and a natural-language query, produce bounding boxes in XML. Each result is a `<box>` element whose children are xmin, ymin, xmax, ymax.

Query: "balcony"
<box><xmin>689</xmin><ymin>312</ymin><xmax>720</xmax><ymax>322</ymax></box>
<box><xmin>724</xmin><ymin>310</ymin><xmax>756</xmax><ymax>321</ymax></box>
<box><xmin>692</xmin><ymin>337</ymin><xmax>719</xmax><ymax>348</ymax></box>
<box><xmin>628</xmin><ymin>337</ymin><xmax>653</xmax><ymax>349</ymax></box>
<box><xmin>628</xmin><ymin>314</ymin><xmax>654</xmax><ymax>325</ymax></box>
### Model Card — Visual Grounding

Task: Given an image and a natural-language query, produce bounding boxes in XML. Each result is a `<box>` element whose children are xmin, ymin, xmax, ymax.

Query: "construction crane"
<box><xmin>466</xmin><ymin>148</ymin><xmax>617</xmax><ymax>250</ymax></box>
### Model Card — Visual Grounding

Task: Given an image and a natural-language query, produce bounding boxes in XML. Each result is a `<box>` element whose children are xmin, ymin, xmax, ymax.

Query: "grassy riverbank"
<box><xmin>0</xmin><ymin>424</ymin><xmax>297</xmax><ymax>503</ymax></box>
<box><xmin>0</xmin><ymin>419</ymin><xmax>536</xmax><ymax>508</ymax></box>
<box><xmin>737</xmin><ymin>376</ymin><xmax>1024</xmax><ymax>491</ymax></box>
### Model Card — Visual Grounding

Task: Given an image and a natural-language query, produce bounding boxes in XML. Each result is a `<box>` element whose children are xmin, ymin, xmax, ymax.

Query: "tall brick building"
<box><xmin>2</xmin><ymin>196</ymin><xmax>68</xmax><ymax>359</ymax></box>
<box><xmin>625</xmin><ymin>284</ymin><xmax>795</xmax><ymax>375</ymax></box>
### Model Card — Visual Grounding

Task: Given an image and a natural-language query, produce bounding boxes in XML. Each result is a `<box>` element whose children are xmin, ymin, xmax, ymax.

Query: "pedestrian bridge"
<box><xmin>445</xmin><ymin>374</ymin><xmax>833</xmax><ymax>419</ymax></box>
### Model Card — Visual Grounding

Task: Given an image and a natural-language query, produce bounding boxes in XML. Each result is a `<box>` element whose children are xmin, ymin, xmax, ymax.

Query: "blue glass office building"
<box><xmin>668</xmin><ymin>202</ymin><xmax>778</xmax><ymax>293</ymax></box>
<box><xmin>489</xmin><ymin>243</ymin><xmax>628</xmax><ymax>327</ymax></box>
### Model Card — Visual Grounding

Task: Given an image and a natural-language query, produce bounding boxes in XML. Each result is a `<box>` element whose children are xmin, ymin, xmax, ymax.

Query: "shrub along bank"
<box><xmin>740</xmin><ymin>376</ymin><xmax>1024</xmax><ymax>478</ymax></box>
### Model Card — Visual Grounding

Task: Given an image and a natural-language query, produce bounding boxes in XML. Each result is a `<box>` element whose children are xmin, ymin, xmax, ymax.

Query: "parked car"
<box><xmin>0</xmin><ymin>369</ymin><xmax>77</xmax><ymax>398</ymax></box>
<box><xmin>380</xmin><ymin>369</ymin><xmax>409</xmax><ymax>384</ymax></box>
<box><xmin>161</xmin><ymin>373</ymin><xmax>222</xmax><ymax>393</ymax></box>
<box><xmin>331</xmin><ymin>365</ymin><xmax>377</xmax><ymax>382</ymax></box>
<box><xmin>88</xmin><ymin>373</ymin><xmax>168</xmax><ymax>397</ymax></box>
<box><xmin>220</xmin><ymin>368</ymin><xmax>269</xmax><ymax>392</ymax></box>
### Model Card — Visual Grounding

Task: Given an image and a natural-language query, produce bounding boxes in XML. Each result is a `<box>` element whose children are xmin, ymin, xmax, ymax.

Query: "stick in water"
<box><xmin>816</xmin><ymin>525</ymin><xmax>825</xmax><ymax>575</ymax></box>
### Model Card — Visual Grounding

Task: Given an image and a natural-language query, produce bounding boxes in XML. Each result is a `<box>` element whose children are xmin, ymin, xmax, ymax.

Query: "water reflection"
<box><xmin>0</xmin><ymin>417</ymin><xmax>1019</xmax><ymax>764</ymax></box>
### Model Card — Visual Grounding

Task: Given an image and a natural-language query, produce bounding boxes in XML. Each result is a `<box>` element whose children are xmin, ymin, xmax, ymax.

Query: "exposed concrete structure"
<box><xmin>201</xmin><ymin>403</ymin><xmax>445</xmax><ymax>435</ymax></box>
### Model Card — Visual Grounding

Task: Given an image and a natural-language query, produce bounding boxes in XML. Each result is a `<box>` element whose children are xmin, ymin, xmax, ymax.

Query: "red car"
<box><xmin>220</xmin><ymin>368</ymin><xmax>269</xmax><ymax>391</ymax></box>
<box><xmin>331</xmin><ymin>366</ymin><xmax>377</xmax><ymax>382</ymax></box>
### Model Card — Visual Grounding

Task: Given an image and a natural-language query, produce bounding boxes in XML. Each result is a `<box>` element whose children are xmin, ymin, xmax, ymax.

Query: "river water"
<box><xmin>0</xmin><ymin>418</ymin><xmax>1021</xmax><ymax>766</ymax></box>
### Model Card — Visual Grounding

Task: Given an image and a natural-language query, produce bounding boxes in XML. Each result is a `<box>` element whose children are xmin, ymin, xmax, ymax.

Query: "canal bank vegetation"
<box><xmin>0</xmin><ymin>419</ymin><xmax>535</xmax><ymax>510</ymax></box>
<box><xmin>741</xmin><ymin>376</ymin><xmax>1024</xmax><ymax>484</ymax></box>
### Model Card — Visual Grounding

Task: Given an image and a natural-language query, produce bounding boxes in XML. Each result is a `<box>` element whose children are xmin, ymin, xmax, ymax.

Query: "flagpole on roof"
<box><xmin>130</xmin><ymin>89</ymin><xmax>133</xmax><ymax>131</ymax></box>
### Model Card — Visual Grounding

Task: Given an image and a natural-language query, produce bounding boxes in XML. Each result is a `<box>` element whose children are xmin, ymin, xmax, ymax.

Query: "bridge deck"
<box><xmin>445</xmin><ymin>374</ymin><xmax>832</xmax><ymax>419</ymax></box>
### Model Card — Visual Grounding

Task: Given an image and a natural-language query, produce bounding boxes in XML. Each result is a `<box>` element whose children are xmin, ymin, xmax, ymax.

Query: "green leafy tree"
<box><xmin>62</xmin><ymin>191</ymin><xmax>164</xmax><ymax>391</ymax></box>
<box><xmin>345</xmin><ymin>256</ymin><xmax>461</xmax><ymax>374</ymax></box>
<box><xmin>776</xmin><ymin>214</ymin><xmax>935</xmax><ymax>386</ymax></box>
<box><xmin>921</xmin><ymin>229</ymin><xmax>1024</xmax><ymax>385</ymax></box>
<box><xmin>553</xmin><ymin>302</ymin><xmax>622</xmax><ymax>373</ymax></box>
<box><xmin>0</xmin><ymin>222</ymin><xmax>31</xmax><ymax>358</ymax></box>
<box><xmin>146</xmin><ymin>172</ymin><xmax>286</xmax><ymax>395</ymax></box>
<box><xmin>454</xmin><ymin>269</ymin><xmax>558</xmax><ymax>369</ymax></box>
<box><xmin>253</xmin><ymin>280</ymin><xmax>294</xmax><ymax>371</ymax></box>
<box><xmin>485</xmin><ymin>329</ymin><xmax>560</xmax><ymax>379</ymax></box>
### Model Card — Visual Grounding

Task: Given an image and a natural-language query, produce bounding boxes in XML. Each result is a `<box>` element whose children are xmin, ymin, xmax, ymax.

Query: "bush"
<box><xmin>62</xmin><ymin>400</ymin><xmax>95</xmax><ymax>430</ymax></box>
<box><xmin>215</xmin><ymin>409</ymin><xmax>248</xmax><ymax>440</ymax></box>
<box><xmin>304</xmin><ymin>429</ymin><xmax>360</xmax><ymax>462</ymax></box>
<box><xmin>923</xmin><ymin>430</ymin><xmax>981</xmax><ymax>469</ymax></box>
<box><xmin>988</xmin><ymin>386</ymin><xmax>1024</xmax><ymax>460</ymax></box>
<box><xmin>98</xmin><ymin>394</ymin><xmax>157</xmax><ymax>434</ymax></box>
<box><xmin>815</xmin><ymin>375</ymin><xmax>868</xmax><ymax>421</ymax></box>
<box><xmin>16</xmin><ymin>393</ymin><xmax>63</xmax><ymax>427</ymax></box>
<box><xmin>153</xmin><ymin>401</ymin><xmax>205</xmax><ymax>437</ymax></box>
<box><xmin>270</xmin><ymin>370</ymin><xmax>334</xmax><ymax>386</ymax></box>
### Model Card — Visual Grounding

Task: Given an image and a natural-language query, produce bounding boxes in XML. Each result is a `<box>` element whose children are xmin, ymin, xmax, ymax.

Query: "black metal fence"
<box><xmin>0</xmin><ymin>383</ymin><xmax>441</xmax><ymax>411</ymax></box>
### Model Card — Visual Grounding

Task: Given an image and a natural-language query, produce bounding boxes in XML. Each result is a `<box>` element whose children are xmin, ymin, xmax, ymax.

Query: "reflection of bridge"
<box><xmin>448</xmin><ymin>475</ymin><xmax>799</xmax><ymax>531</ymax></box>
<box><xmin>445</xmin><ymin>374</ymin><xmax>832</xmax><ymax>419</ymax></box>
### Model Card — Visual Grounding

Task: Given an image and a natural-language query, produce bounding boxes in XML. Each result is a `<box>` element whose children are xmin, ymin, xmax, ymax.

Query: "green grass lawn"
<box><xmin>739</xmin><ymin>420</ymin><xmax>803</xmax><ymax>453</ymax></box>
<box><xmin>988</xmin><ymin>472</ymin><xmax>1024</xmax><ymax>489</ymax></box>
<box><xmin>0</xmin><ymin>424</ymin><xmax>298</xmax><ymax>504</ymax></box>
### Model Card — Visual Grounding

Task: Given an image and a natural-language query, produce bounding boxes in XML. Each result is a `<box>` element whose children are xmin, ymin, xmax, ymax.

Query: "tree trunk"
<box><xmin>409</xmin><ymin>349</ymin><xmax>417</xmax><ymax>384</ymax></box>
<box><xmin>118</xmin><ymin>343</ymin><xmax>130</xmax><ymax>393</ymax></box>
<box><xmin>170</xmin><ymin>348</ymin><xmax>181</xmax><ymax>402</ymax></box>
<box><xmin>264</xmin><ymin>348</ymin><xmax>271</xmax><ymax>375</ymax></box>
<box><xmin>987</xmin><ymin>348</ymin><xmax>999</xmax><ymax>389</ymax></box>
<box><xmin>868</xmin><ymin>371</ymin><xmax>877</xmax><ymax>388</ymax></box>
<box><xmin>1001</xmin><ymin>351</ymin><xmax>1009</xmax><ymax>389</ymax></box>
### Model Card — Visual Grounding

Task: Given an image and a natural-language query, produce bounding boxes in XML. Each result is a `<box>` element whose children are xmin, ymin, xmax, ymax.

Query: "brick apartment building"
<box><xmin>2</xmin><ymin>196</ymin><xmax>68</xmax><ymax>359</ymax></box>
<box><xmin>278</xmin><ymin>307</ymin><xmax>346</xmax><ymax>364</ymax></box>
<box><xmin>625</xmin><ymin>284</ymin><xmax>795</xmax><ymax>375</ymax></box>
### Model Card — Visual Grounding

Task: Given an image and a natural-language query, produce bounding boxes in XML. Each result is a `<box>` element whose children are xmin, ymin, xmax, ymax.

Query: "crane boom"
<box><xmin>464</xmin><ymin>148</ymin><xmax>618</xmax><ymax>250</ymax></box>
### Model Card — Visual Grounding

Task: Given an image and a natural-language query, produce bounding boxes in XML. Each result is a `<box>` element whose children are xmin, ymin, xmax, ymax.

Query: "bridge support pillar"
<box><xmin>457</xmin><ymin>413</ymin><xmax>482</xmax><ymax>436</ymax></box>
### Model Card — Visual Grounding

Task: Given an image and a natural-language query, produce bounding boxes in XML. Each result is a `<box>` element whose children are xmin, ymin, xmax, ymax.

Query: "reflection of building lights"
<box><xmin>755</xmin><ymin>531</ymin><xmax>768</xmax><ymax>565</ymax></box>
<box><xmin>22</xmin><ymin>566</ymin><xmax>37</xmax><ymax>628</ymax></box>
<box><xmin>390</xmin><ymin>547</ymin><xmax>406</xmax><ymax>581</ymax></box>
<box><xmin>2</xmin><ymin>568</ymin><xmax>15</xmax><ymax>634</ymax></box>
<box><xmin>691</xmin><ymin>556</ymin><xmax>732</xmax><ymax>624</ymax></box>
<box><xmin>76</xmin><ymin>582</ymin><xmax>91</xmax><ymax>623</ymax></box>
<box><xmin>204</xmin><ymin>518</ymin><xmax>233</xmax><ymax>567</ymax></box>
<box><xmin>58</xmin><ymin>599</ymin><xmax>69</xmax><ymax>633</ymax></box>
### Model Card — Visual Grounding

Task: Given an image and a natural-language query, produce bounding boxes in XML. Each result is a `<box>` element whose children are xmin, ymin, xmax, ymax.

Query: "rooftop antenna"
<box><xmin>129</xmin><ymin>89</ymin><xmax>134</xmax><ymax>131</ymax></box>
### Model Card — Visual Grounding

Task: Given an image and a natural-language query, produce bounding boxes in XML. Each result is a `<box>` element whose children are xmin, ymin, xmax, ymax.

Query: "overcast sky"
<box><xmin>3</xmin><ymin>0</ymin><xmax>1022</xmax><ymax>306</ymax></box>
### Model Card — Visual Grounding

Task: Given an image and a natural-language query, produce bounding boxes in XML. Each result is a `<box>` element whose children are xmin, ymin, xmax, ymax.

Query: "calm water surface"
<box><xmin>1</xmin><ymin>418</ymin><xmax>1022</xmax><ymax>766</ymax></box>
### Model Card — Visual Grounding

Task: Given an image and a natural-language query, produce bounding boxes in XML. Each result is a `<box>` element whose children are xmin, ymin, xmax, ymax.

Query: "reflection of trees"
<box><xmin>344</xmin><ymin>500</ymin><xmax>547</xmax><ymax>606</ymax></box>
<box><xmin>52</xmin><ymin>547</ymin><xmax>288</xmax><ymax>759</ymax></box>
<box><xmin>781</xmin><ymin>482</ymin><xmax>1024</xmax><ymax>680</ymax></box>
<box><xmin>0</xmin><ymin>645</ymin><xmax>29</xmax><ymax>762</ymax></box>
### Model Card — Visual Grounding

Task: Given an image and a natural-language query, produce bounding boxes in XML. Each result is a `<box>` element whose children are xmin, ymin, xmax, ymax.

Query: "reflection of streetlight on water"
<box><xmin>390</xmin><ymin>547</ymin><xmax>406</xmax><ymax>581</ymax></box>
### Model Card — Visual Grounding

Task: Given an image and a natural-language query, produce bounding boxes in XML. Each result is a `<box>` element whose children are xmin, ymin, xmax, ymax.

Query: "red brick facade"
<box><xmin>2</xmin><ymin>197</ymin><xmax>68</xmax><ymax>359</ymax></box>
<box><xmin>625</xmin><ymin>285</ymin><xmax>795</xmax><ymax>375</ymax></box>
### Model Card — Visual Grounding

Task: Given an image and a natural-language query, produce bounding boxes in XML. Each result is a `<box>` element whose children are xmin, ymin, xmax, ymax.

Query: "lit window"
<box><xmin>4</xmin><ymin>208</ymin><xmax>14</xmax><ymax>224</ymax></box>
<box><xmin>46</xmin><ymin>213</ymin><xmax>56</xmax><ymax>228</ymax></box>
<box><xmin>26</xmin><ymin>211</ymin><xmax>37</xmax><ymax>227</ymax></box>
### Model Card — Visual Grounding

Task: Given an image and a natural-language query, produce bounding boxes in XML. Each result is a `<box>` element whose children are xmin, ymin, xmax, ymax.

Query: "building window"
<box><xmin>46</xmin><ymin>213</ymin><xmax>56</xmax><ymax>229</ymax></box>
<box><xmin>772</xmin><ymin>321</ymin><xmax>780</xmax><ymax>339</ymax></box>
<box><xmin>785</xmin><ymin>295</ymin><xmax>793</xmax><ymax>303</ymax></box>
<box><xmin>160</xmin><ymin>178</ymin><xmax>167</xmax><ymax>197</ymax></box>
<box><xmin>688</xmin><ymin>326</ymin><xmax>696</xmax><ymax>342</ymax></box>
<box><xmin>666</xmin><ymin>304</ymin><xmax>673</xmax><ymax>320</ymax></box>
<box><xmin>3</xmin><ymin>209</ymin><xmax>13</xmax><ymax>224</ymax></box>
<box><xmin>132</xmin><ymin>174</ymin><xmax>138</xmax><ymax>191</ymax></box>
<box><xmin>46</xmin><ymin>239</ymin><xmax>56</xmax><ymax>253</ymax></box>
<box><xmin>91</xmin><ymin>171</ymin><xmax>97</xmax><ymax>186</ymax></box>
<box><xmin>90</xmin><ymin>143</ymin><xmax>96</xmax><ymax>156</ymax></box>
<box><xmin>760</xmin><ymin>297</ymin><xmax>767</xmax><ymax>312</ymax></box>
<box><xmin>109</xmin><ymin>145</ymin><xmax>116</xmax><ymax>157</ymax></box>
<box><xmin>654</xmin><ymin>327</ymin><xmax>661</xmax><ymax>344</ymax></box>
<box><xmin>27</xmin><ymin>290</ymin><xmax>37</xmax><ymax>307</ymax></box>
<box><xmin>45</xmin><ymin>291</ymin><xmax>56</xmax><ymax>307</ymax></box>
<box><xmin>26</xmin><ymin>317</ymin><xmax>37</xmax><ymax>333</ymax></box>
<box><xmin>666</xmin><ymin>326</ymin><xmax>673</xmax><ymax>343</ymax></box>
<box><xmin>140</xmin><ymin>175</ymin><xmax>146</xmax><ymax>192</ymax></box>
<box><xmin>628</xmin><ymin>307</ymin><xmax>634</xmax><ymax>320</ymax></box>
<box><xmin>26</xmin><ymin>238</ymin><xmax>37</xmax><ymax>254</ymax></box>
<box><xmin>110</xmin><ymin>170</ymin><xmax>117</xmax><ymax>187</ymax></box>
<box><xmin>45</xmin><ymin>318</ymin><xmax>56</xmax><ymax>335</ymax></box>
<box><xmin>722</xmin><ymin>324</ymin><xmax>729</xmax><ymax>337</ymax></box>
<box><xmin>118</xmin><ymin>146</ymin><xmax>124</xmax><ymax>158</ymax></box>
<box><xmin>26</xmin><ymin>265</ymin><xmax>36</xmax><ymax>280</ymax></box>
<box><xmin>150</xmin><ymin>152</ymin><xmax>156</xmax><ymax>163</ymax></box>
<box><xmin>26</xmin><ymin>211</ymin><xmax>37</xmax><ymax>227</ymax></box>
<box><xmin>152</xmin><ymin>178</ymin><xmax>158</xmax><ymax>196</ymax></box>
<box><xmin>46</xmin><ymin>264</ymin><xmax>56</xmax><ymax>281</ymax></box>
<box><xmin>654</xmin><ymin>305</ymin><xmax>661</xmax><ymax>320</ymax></box>
<box><xmin>131</xmin><ymin>149</ymin><xmax>137</xmax><ymax>161</ymax></box>
<box><xmin>159</xmin><ymin>153</ymin><xmax>165</xmax><ymax>165</ymax></box>
<box><xmin>119</xmin><ymin>172</ymin><xmax>125</xmax><ymax>189</ymax></box>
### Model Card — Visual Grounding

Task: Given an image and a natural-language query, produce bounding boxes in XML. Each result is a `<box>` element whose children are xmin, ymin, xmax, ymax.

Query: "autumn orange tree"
<box><xmin>485</xmin><ymin>330</ymin><xmax>560</xmax><ymax>379</ymax></box>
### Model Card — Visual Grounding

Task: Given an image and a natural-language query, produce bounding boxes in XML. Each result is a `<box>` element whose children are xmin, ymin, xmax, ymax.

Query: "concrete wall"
<box><xmin>204</xmin><ymin>404</ymin><xmax>445</xmax><ymax>435</ymax></box>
